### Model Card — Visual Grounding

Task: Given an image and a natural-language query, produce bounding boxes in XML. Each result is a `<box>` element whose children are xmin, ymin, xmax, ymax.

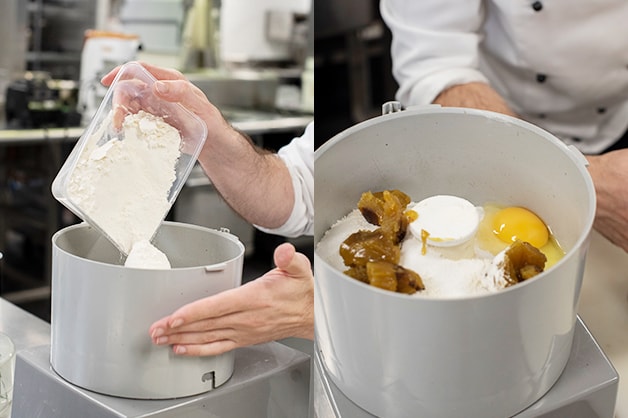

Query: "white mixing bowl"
<box><xmin>314</xmin><ymin>106</ymin><xmax>596</xmax><ymax>418</ymax></box>
<box><xmin>51</xmin><ymin>221</ymin><xmax>244</xmax><ymax>399</ymax></box>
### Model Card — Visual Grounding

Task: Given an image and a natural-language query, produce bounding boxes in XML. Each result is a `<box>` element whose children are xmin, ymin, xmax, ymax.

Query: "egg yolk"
<box><xmin>492</xmin><ymin>207</ymin><xmax>549</xmax><ymax>248</ymax></box>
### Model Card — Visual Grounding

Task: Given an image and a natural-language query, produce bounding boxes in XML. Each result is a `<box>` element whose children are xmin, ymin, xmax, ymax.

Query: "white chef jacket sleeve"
<box><xmin>380</xmin><ymin>0</ymin><xmax>489</xmax><ymax>106</ymax></box>
<box><xmin>255</xmin><ymin>122</ymin><xmax>314</xmax><ymax>238</ymax></box>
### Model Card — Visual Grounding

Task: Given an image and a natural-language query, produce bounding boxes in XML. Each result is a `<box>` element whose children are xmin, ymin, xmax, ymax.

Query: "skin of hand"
<box><xmin>101</xmin><ymin>62</ymin><xmax>294</xmax><ymax>230</ymax></box>
<box><xmin>102</xmin><ymin>63</ymin><xmax>313</xmax><ymax>354</ymax></box>
<box><xmin>433</xmin><ymin>82</ymin><xmax>519</xmax><ymax>118</ymax></box>
<box><xmin>148</xmin><ymin>242</ymin><xmax>314</xmax><ymax>356</ymax></box>
<box><xmin>433</xmin><ymin>81</ymin><xmax>628</xmax><ymax>252</ymax></box>
<box><xmin>586</xmin><ymin>150</ymin><xmax>628</xmax><ymax>252</ymax></box>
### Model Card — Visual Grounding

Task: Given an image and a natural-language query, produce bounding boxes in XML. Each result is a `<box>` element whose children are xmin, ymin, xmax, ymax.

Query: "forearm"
<box><xmin>433</xmin><ymin>82</ymin><xmax>519</xmax><ymax>118</ymax></box>
<box><xmin>197</xmin><ymin>126</ymin><xmax>294</xmax><ymax>229</ymax></box>
<box><xmin>100</xmin><ymin>63</ymin><xmax>296</xmax><ymax>229</ymax></box>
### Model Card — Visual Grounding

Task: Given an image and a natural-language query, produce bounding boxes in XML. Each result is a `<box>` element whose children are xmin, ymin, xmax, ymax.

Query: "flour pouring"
<box><xmin>52</xmin><ymin>62</ymin><xmax>208</xmax><ymax>269</ymax></box>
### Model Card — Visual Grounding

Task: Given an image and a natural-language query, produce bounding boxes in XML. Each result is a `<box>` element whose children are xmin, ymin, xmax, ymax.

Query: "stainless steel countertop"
<box><xmin>0</xmin><ymin>298</ymin><xmax>49</xmax><ymax>351</ymax></box>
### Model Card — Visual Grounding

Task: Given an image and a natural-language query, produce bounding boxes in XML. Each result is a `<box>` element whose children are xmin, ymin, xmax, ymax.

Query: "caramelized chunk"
<box><xmin>344</xmin><ymin>265</ymin><xmax>369</xmax><ymax>283</ymax></box>
<box><xmin>358</xmin><ymin>190</ymin><xmax>411</xmax><ymax>243</ymax></box>
<box><xmin>358</xmin><ymin>191</ymin><xmax>385</xmax><ymax>226</ymax></box>
<box><xmin>340</xmin><ymin>229</ymin><xmax>401</xmax><ymax>267</ymax></box>
<box><xmin>392</xmin><ymin>264</ymin><xmax>425</xmax><ymax>294</ymax></box>
<box><xmin>342</xmin><ymin>189</ymin><xmax>424</xmax><ymax>294</ymax></box>
<box><xmin>503</xmin><ymin>240</ymin><xmax>547</xmax><ymax>285</ymax></box>
<box><xmin>365</xmin><ymin>261</ymin><xmax>425</xmax><ymax>294</ymax></box>
<box><xmin>365</xmin><ymin>261</ymin><xmax>398</xmax><ymax>292</ymax></box>
<box><xmin>372</xmin><ymin>190</ymin><xmax>412</xmax><ymax>207</ymax></box>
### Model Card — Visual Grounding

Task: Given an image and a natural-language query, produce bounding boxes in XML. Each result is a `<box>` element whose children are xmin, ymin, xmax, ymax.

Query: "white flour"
<box><xmin>124</xmin><ymin>239</ymin><xmax>171</xmax><ymax>269</ymax></box>
<box><xmin>317</xmin><ymin>208</ymin><xmax>508</xmax><ymax>298</ymax></box>
<box><xmin>67</xmin><ymin>110</ymin><xmax>181</xmax><ymax>266</ymax></box>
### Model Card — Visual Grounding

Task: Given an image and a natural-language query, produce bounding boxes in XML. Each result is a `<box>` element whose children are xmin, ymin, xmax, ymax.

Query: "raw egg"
<box><xmin>492</xmin><ymin>207</ymin><xmax>549</xmax><ymax>248</ymax></box>
<box><xmin>476</xmin><ymin>204</ymin><xmax>564</xmax><ymax>269</ymax></box>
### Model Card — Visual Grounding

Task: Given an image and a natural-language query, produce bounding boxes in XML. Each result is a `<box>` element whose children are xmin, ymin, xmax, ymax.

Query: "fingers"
<box><xmin>137</xmin><ymin>61</ymin><xmax>186</xmax><ymax>81</ymax></box>
<box><xmin>149</xmin><ymin>308</ymin><xmax>274</xmax><ymax>357</ymax></box>
<box><xmin>100</xmin><ymin>65</ymin><xmax>123</xmax><ymax>87</ymax></box>
<box><xmin>153</xmin><ymin>79</ymin><xmax>213</xmax><ymax>113</ymax></box>
<box><xmin>154</xmin><ymin>327</ymin><xmax>235</xmax><ymax>346</ymax></box>
<box><xmin>172</xmin><ymin>340</ymin><xmax>238</xmax><ymax>357</ymax></box>
<box><xmin>170</xmin><ymin>286</ymin><xmax>251</xmax><ymax>324</ymax></box>
<box><xmin>101</xmin><ymin>61</ymin><xmax>186</xmax><ymax>86</ymax></box>
<box><xmin>102</xmin><ymin>61</ymin><xmax>210</xmax><ymax>112</ymax></box>
<box><xmin>149</xmin><ymin>284</ymin><xmax>257</xmax><ymax>338</ymax></box>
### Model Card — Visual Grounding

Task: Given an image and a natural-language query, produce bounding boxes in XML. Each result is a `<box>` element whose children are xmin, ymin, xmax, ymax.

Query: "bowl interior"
<box><xmin>315</xmin><ymin>108</ymin><xmax>595</xmax><ymax>259</ymax></box>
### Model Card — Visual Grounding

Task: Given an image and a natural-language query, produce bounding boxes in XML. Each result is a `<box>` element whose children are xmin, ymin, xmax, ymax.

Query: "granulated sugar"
<box><xmin>316</xmin><ymin>208</ymin><xmax>508</xmax><ymax>298</ymax></box>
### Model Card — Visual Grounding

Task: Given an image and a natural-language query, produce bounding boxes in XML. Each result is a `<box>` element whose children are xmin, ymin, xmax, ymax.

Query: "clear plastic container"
<box><xmin>52</xmin><ymin>61</ymin><xmax>208</xmax><ymax>256</ymax></box>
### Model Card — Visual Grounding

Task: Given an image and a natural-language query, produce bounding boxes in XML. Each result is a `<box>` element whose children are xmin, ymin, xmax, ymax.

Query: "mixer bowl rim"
<box><xmin>52</xmin><ymin>220</ymin><xmax>246</xmax><ymax>271</ymax></box>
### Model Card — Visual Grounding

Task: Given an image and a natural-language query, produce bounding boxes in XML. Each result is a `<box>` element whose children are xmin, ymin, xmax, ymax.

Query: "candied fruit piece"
<box><xmin>393</xmin><ymin>265</ymin><xmax>425</xmax><ymax>294</ymax></box>
<box><xmin>503</xmin><ymin>240</ymin><xmax>547</xmax><ymax>285</ymax></box>
<box><xmin>372</xmin><ymin>189</ymin><xmax>411</xmax><ymax>207</ymax></box>
<box><xmin>365</xmin><ymin>261</ymin><xmax>425</xmax><ymax>294</ymax></box>
<box><xmin>344</xmin><ymin>265</ymin><xmax>369</xmax><ymax>283</ymax></box>
<box><xmin>340</xmin><ymin>189</ymin><xmax>427</xmax><ymax>294</ymax></box>
<box><xmin>365</xmin><ymin>262</ymin><xmax>398</xmax><ymax>292</ymax></box>
<box><xmin>358</xmin><ymin>190</ymin><xmax>410</xmax><ymax>243</ymax></box>
<box><xmin>358</xmin><ymin>191</ymin><xmax>385</xmax><ymax>226</ymax></box>
<box><xmin>340</xmin><ymin>229</ymin><xmax>401</xmax><ymax>267</ymax></box>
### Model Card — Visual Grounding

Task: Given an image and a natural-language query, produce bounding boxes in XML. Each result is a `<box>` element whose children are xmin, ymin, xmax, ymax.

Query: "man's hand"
<box><xmin>148</xmin><ymin>243</ymin><xmax>314</xmax><ymax>356</ymax></box>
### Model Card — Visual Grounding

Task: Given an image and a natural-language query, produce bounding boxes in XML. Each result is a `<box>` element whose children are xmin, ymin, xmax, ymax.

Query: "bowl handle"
<box><xmin>205</xmin><ymin>263</ymin><xmax>228</xmax><ymax>272</ymax></box>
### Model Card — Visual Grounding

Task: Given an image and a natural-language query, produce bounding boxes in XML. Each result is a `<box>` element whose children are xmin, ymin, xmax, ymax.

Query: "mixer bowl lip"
<box><xmin>52</xmin><ymin>220</ymin><xmax>245</xmax><ymax>271</ymax></box>
<box><xmin>314</xmin><ymin>106</ymin><xmax>596</xmax><ymax>302</ymax></box>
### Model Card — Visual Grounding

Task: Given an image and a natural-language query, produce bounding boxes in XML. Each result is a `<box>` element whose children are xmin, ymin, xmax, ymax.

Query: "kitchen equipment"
<box><xmin>117</xmin><ymin>0</ymin><xmax>186</xmax><ymax>55</ymax></box>
<box><xmin>0</xmin><ymin>0</ymin><xmax>26</xmax><ymax>113</ymax></box>
<box><xmin>314</xmin><ymin>105</ymin><xmax>596</xmax><ymax>417</ymax></box>
<box><xmin>313</xmin><ymin>317</ymin><xmax>618</xmax><ymax>417</ymax></box>
<box><xmin>4</xmin><ymin>72</ymin><xmax>80</xmax><ymax>128</ymax></box>
<box><xmin>50</xmin><ymin>221</ymin><xmax>244</xmax><ymax>399</ymax></box>
<box><xmin>220</xmin><ymin>0</ymin><xmax>311</xmax><ymax>65</ymax></box>
<box><xmin>77</xmin><ymin>30</ymin><xmax>140</xmax><ymax>125</ymax></box>
<box><xmin>13</xmin><ymin>342</ymin><xmax>310</xmax><ymax>417</ymax></box>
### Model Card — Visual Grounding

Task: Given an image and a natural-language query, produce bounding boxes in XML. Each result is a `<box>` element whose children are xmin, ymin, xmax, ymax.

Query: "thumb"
<box><xmin>273</xmin><ymin>243</ymin><xmax>311</xmax><ymax>277</ymax></box>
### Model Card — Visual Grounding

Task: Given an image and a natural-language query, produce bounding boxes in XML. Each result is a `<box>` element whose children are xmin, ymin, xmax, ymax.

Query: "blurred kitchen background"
<box><xmin>0</xmin><ymin>0</ymin><xmax>313</xmax><ymax>321</ymax></box>
<box><xmin>314</xmin><ymin>0</ymin><xmax>397</xmax><ymax>149</ymax></box>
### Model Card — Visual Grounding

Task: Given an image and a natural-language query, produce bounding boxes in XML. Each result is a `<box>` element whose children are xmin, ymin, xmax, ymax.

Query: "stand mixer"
<box><xmin>77</xmin><ymin>30</ymin><xmax>140</xmax><ymax>125</ymax></box>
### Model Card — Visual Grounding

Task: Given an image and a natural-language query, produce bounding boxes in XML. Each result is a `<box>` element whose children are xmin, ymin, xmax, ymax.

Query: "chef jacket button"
<box><xmin>572</xmin><ymin>137</ymin><xmax>582</xmax><ymax>142</ymax></box>
<box><xmin>538</xmin><ymin>113</ymin><xmax>546</xmax><ymax>119</ymax></box>
<box><xmin>532</xmin><ymin>1</ymin><xmax>543</xmax><ymax>11</ymax></box>
<box><xmin>597</xmin><ymin>107</ymin><xmax>607</xmax><ymax>114</ymax></box>
<box><xmin>536</xmin><ymin>73</ymin><xmax>547</xmax><ymax>83</ymax></box>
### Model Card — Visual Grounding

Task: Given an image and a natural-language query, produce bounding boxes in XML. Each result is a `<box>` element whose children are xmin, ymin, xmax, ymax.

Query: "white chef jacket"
<box><xmin>380</xmin><ymin>0</ymin><xmax>628</xmax><ymax>154</ymax></box>
<box><xmin>255</xmin><ymin>122</ymin><xmax>314</xmax><ymax>238</ymax></box>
